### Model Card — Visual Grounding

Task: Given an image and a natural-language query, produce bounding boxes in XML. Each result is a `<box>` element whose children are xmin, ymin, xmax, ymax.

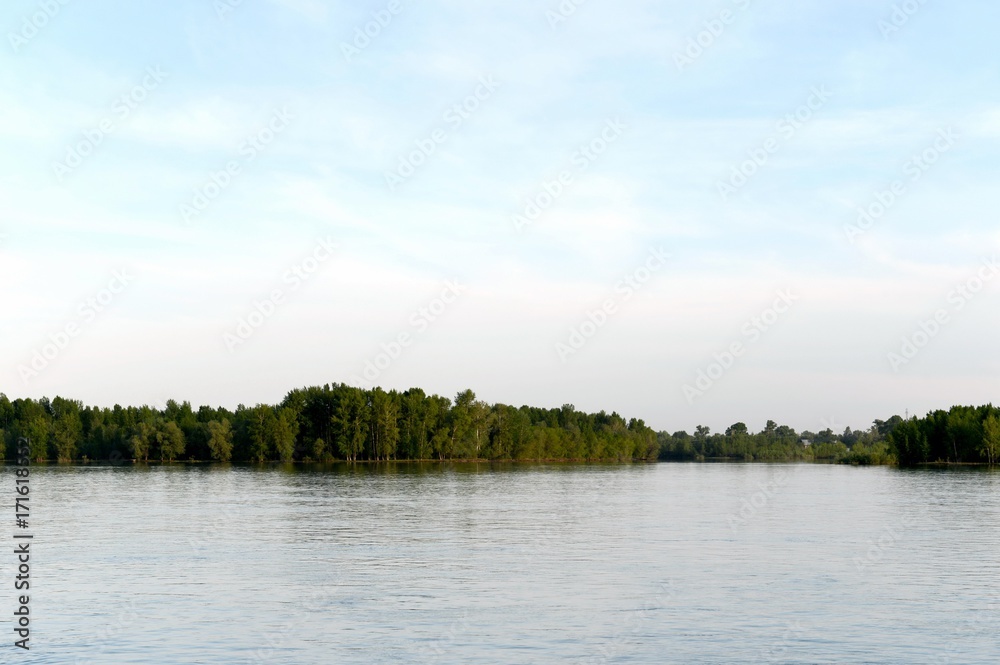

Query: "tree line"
<box><xmin>658</xmin><ymin>418</ymin><xmax>900</xmax><ymax>465</ymax></box>
<box><xmin>659</xmin><ymin>405</ymin><xmax>1000</xmax><ymax>466</ymax></box>
<box><xmin>887</xmin><ymin>404</ymin><xmax>1000</xmax><ymax>466</ymax></box>
<box><xmin>0</xmin><ymin>385</ymin><xmax>657</xmax><ymax>463</ymax></box>
<box><xmin>1</xmin><ymin>388</ymin><xmax>996</xmax><ymax>466</ymax></box>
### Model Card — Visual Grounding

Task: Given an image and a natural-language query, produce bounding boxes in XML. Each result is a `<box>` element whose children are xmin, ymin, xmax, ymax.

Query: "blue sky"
<box><xmin>2</xmin><ymin>0</ymin><xmax>999</xmax><ymax>434</ymax></box>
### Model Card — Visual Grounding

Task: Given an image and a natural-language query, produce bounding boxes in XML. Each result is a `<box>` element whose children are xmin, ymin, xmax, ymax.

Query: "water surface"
<box><xmin>14</xmin><ymin>463</ymin><xmax>1000</xmax><ymax>663</ymax></box>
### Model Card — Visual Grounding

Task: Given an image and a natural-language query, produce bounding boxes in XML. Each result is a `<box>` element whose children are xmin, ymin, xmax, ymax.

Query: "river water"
<box><xmin>12</xmin><ymin>463</ymin><xmax>1000</xmax><ymax>663</ymax></box>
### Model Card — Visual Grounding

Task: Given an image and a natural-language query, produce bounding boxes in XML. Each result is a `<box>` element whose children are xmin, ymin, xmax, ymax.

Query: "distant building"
<box><xmin>800</xmin><ymin>439</ymin><xmax>812</xmax><ymax>447</ymax></box>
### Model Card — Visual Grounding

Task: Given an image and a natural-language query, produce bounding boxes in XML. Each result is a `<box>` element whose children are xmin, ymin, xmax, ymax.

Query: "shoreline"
<box><xmin>5</xmin><ymin>458</ymin><xmax>996</xmax><ymax>469</ymax></box>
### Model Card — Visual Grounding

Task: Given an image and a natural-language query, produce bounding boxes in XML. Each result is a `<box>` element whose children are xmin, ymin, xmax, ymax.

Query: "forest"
<box><xmin>657</xmin><ymin>418</ymin><xmax>899</xmax><ymax>465</ymax></box>
<box><xmin>0</xmin><ymin>386</ymin><xmax>997</xmax><ymax>466</ymax></box>
<box><xmin>0</xmin><ymin>385</ymin><xmax>657</xmax><ymax>463</ymax></box>
<box><xmin>659</xmin><ymin>405</ymin><xmax>1000</xmax><ymax>465</ymax></box>
<box><xmin>886</xmin><ymin>404</ymin><xmax>1000</xmax><ymax>466</ymax></box>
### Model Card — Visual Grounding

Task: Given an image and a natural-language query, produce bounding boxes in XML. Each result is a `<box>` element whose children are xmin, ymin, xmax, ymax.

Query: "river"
<box><xmin>18</xmin><ymin>462</ymin><xmax>1000</xmax><ymax>663</ymax></box>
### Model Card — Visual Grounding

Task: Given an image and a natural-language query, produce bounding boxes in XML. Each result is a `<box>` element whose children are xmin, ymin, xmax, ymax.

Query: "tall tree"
<box><xmin>246</xmin><ymin>405</ymin><xmax>277</xmax><ymax>463</ymax></box>
<box><xmin>129</xmin><ymin>422</ymin><xmax>153</xmax><ymax>462</ymax></box>
<box><xmin>448</xmin><ymin>389</ymin><xmax>476</xmax><ymax>458</ymax></box>
<box><xmin>889</xmin><ymin>419</ymin><xmax>928</xmax><ymax>466</ymax></box>
<box><xmin>981</xmin><ymin>414</ymin><xmax>1000</xmax><ymax>466</ymax></box>
<box><xmin>470</xmin><ymin>399</ymin><xmax>491</xmax><ymax>458</ymax></box>
<box><xmin>332</xmin><ymin>388</ymin><xmax>366</xmax><ymax>461</ymax></box>
<box><xmin>274</xmin><ymin>407</ymin><xmax>299</xmax><ymax>462</ymax></box>
<box><xmin>51</xmin><ymin>397</ymin><xmax>83</xmax><ymax>462</ymax></box>
<box><xmin>156</xmin><ymin>420</ymin><xmax>186</xmax><ymax>461</ymax></box>
<box><xmin>206</xmin><ymin>419</ymin><xmax>234</xmax><ymax>462</ymax></box>
<box><xmin>0</xmin><ymin>394</ymin><xmax>13</xmax><ymax>452</ymax></box>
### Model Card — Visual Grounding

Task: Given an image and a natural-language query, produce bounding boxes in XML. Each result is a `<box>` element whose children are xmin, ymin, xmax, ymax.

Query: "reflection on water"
<box><xmin>16</xmin><ymin>463</ymin><xmax>1000</xmax><ymax>663</ymax></box>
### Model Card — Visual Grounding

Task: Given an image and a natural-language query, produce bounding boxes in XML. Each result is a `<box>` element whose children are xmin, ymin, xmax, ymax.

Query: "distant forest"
<box><xmin>658</xmin><ymin>406</ymin><xmax>997</xmax><ymax>466</ymax></box>
<box><xmin>0</xmin><ymin>386</ymin><xmax>997</xmax><ymax>466</ymax></box>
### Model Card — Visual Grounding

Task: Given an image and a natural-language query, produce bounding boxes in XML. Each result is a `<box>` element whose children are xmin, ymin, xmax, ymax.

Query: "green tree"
<box><xmin>814</xmin><ymin>428</ymin><xmax>836</xmax><ymax>444</ymax></box>
<box><xmin>775</xmin><ymin>425</ymin><xmax>797</xmax><ymax>439</ymax></box>
<box><xmin>726</xmin><ymin>422</ymin><xmax>750</xmax><ymax>458</ymax></box>
<box><xmin>246</xmin><ymin>405</ymin><xmax>277</xmax><ymax>462</ymax></box>
<box><xmin>51</xmin><ymin>398</ymin><xmax>83</xmax><ymax>461</ymax></box>
<box><xmin>489</xmin><ymin>404</ymin><xmax>516</xmax><ymax>459</ymax></box>
<box><xmin>874</xmin><ymin>416</ymin><xmax>904</xmax><ymax>438</ymax></box>
<box><xmin>129</xmin><ymin>422</ymin><xmax>153</xmax><ymax>461</ymax></box>
<box><xmin>311</xmin><ymin>437</ymin><xmax>330</xmax><ymax>461</ymax></box>
<box><xmin>206</xmin><ymin>419</ymin><xmax>234</xmax><ymax>462</ymax></box>
<box><xmin>274</xmin><ymin>407</ymin><xmax>299</xmax><ymax>462</ymax></box>
<box><xmin>470</xmin><ymin>399</ymin><xmax>491</xmax><ymax>458</ymax></box>
<box><xmin>0</xmin><ymin>394</ymin><xmax>13</xmax><ymax>457</ymax></box>
<box><xmin>429</xmin><ymin>395</ymin><xmax>454</xmax><ymax>460</ymax></box>
<box><xmin>981</xmin><ymin>414</ymin><xmax>1000</xmax><ymax>466</ymax></box>
<box><xmin>889</xmin><ymin>419</ymin><xmax>928</xmax><ymax>466</ymax></box>
<box><xmin>25</xmin><ymin>415</ymin><xmax>50</xmax><ymax>462</ymax></box>
<box><xmin>368</xmin><ymin>388</ymin><xmax>399</xmax><ymax>460</ymax></box>
<box><xmin>332</xmin><ymin>389</ymin><xmax>366</xmax><ymax>461</ymax></box>
<box><xmin>399</xmin><ymin>388</ymin><xmax>434</xmax><ymax>459</ymax></box>
<box><xmin>448</xmin><ymin>389</ymin><xmax>476</xmax><ymax>457</ymax></box>
<box><xmin>156</xmin><ymin>421</ymin><xmax>186</xmax><ymax>461</ymax></box>
<box><xmin>947</xmin><ymin>408</ymin><xmax>983</xmax><ymax>461</ymax></box>
<box><xmin>10</xmin><ymin>398</ymin><xmax>51</xmax><ymax>461</ymax></box>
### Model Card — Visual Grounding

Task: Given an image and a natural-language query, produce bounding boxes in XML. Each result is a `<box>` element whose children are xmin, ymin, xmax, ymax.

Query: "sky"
<box><xmin>2</xmin><ymin>0</ymin><xmax>998</xmax><ymax>435</ymax></box>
